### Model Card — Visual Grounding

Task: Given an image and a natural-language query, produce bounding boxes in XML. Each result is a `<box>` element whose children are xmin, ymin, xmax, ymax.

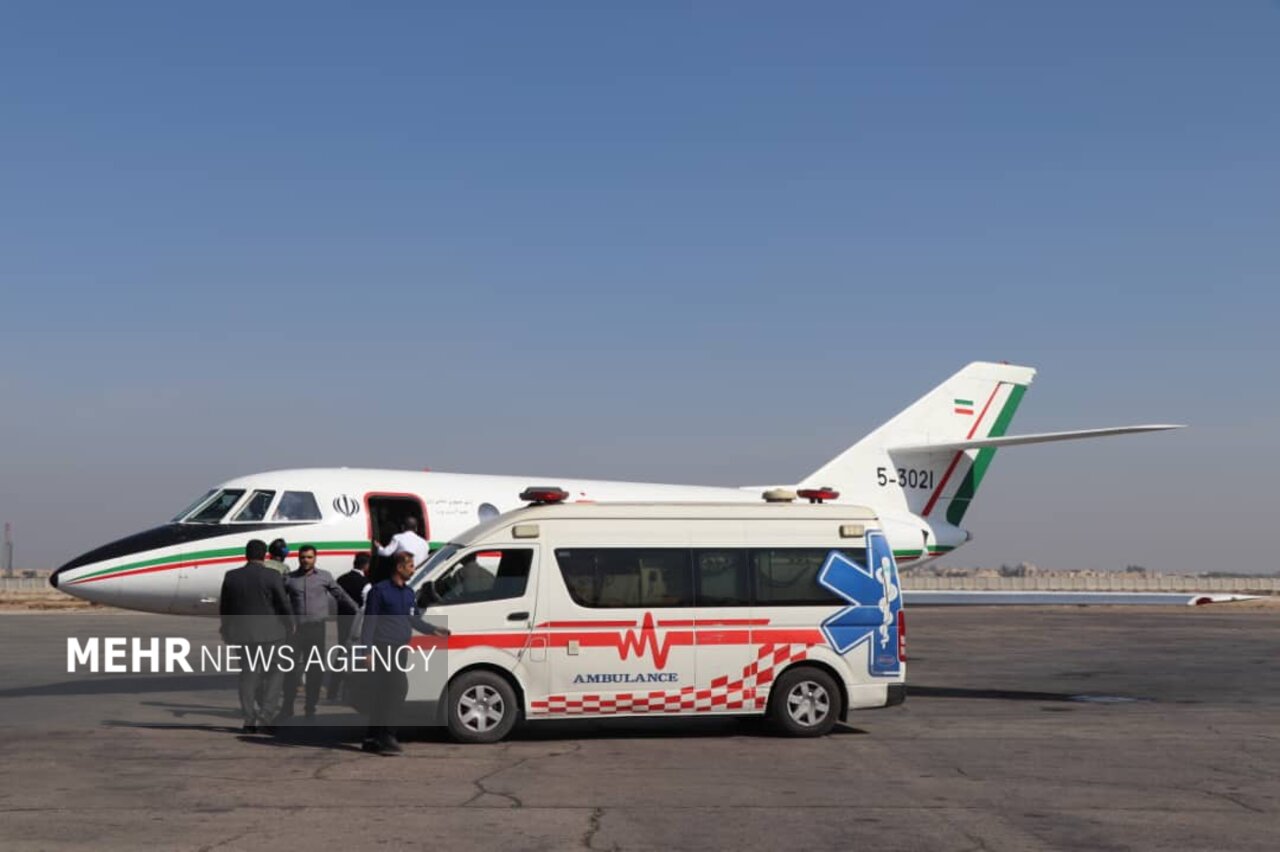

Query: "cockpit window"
<box><xmin>272</xmin><ymin>491</ymin><xmax>322</xmax><ymax>522</ymax></box>
<box><xmin>186</xmin><ymin>489</ymin><xmax>246</xmax><ymax>524</ymax></box>
<box><xmin>232</xmin><ymin>490</ymin><xmax>276</xmax><ymax>523</ymax></box>
<box><xmin>172</xmin><ymin>490</ymin><xmax>217</xmax><ymax>523</ymax></box>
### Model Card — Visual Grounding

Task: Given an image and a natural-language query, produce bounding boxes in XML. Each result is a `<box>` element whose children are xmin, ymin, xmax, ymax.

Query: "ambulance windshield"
<box><xmin>411</xmin><ymin>544</ymin><xmax>462</xmax><ymax>587</ymax></box>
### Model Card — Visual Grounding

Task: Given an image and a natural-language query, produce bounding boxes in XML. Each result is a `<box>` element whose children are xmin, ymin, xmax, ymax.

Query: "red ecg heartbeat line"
<box><xmin>617</xmin><ymin>612</ymin><xmax>686</xmax><ymax>669</ymax></box>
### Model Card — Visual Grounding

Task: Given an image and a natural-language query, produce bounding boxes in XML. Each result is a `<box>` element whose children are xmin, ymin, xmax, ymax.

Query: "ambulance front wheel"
<box><xmin>447</xmin><ymin>670</ymin><xmax>519</xmax><ymax>744</ymax></box>
<box><xmin>768</xmin><ymin>666</ymin><xmax>839</xmax><ymax>737</ymax></box>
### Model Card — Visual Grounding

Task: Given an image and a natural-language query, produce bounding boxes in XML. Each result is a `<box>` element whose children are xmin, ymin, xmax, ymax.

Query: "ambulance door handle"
<box><xmin>507</xmin><ymin>611</ymin><xmax>529</xmax><ymax>622</ymax></box>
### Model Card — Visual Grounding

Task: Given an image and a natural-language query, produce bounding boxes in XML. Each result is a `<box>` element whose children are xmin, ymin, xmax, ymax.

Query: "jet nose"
<box><xmin>51</xmin><ymin>550</ymin><xmax>126</xmax><ymax>603</ymax></box>
<box><xmin>51</xmin><ymin>551</ymin><xmax>97</xmax><ymax>592</ymax></box>
<box><xmin>50</xmin><ymin>554</ymin><xmax>133</xmax><ymax>608</ymax></box>
<box><xmin>50</xmin><ymin>555</ymin><xmax>92</xmax><ymax>599</ymax></box>
<box><xmin>51</xmin><ymin>524</ymin><xmax>185</xmax><ymax>594</ymax></box>
<box><xmin>51</xmin><ymin>556</ymin><xmax>87</xmax><ymax>592</ymax></box>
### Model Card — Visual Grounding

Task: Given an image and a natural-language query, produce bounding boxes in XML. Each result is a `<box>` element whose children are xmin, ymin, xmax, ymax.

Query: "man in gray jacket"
<box><xmin>282</xmin><ymin>544</ymin><xmax>358</xmax><ymax>719</ymax></box>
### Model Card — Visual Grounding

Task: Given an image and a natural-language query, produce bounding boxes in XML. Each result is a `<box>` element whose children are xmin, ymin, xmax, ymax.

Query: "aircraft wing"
<box><xmin>903</xmin><ymin>590</ymin><xmax>1259</xmax><ymax>607</ymax></box>
<box><xmin>888</xmin><ymin>424</ymin><xmax>1184</xmax><ymax>453</ymax></box>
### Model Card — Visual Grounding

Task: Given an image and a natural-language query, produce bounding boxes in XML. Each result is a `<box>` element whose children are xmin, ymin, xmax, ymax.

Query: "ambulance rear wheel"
<box><xmin>447</xmin><ymin>670</ymin><xmax>518</xmax><ymax>744</ymax></box>
<box><xmin>769</xmin><ymin>666</ymin><xmax>838</xmax><ymax>737</ymax></box>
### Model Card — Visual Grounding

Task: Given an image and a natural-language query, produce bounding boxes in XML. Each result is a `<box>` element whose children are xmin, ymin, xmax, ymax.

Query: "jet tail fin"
<box><xmin>796</xmin><ymin>362</ymin><xmax>1182</xmax><ymax>528</ymax></box>
<box><xmin>797</xmin><ymin>362</ymin><xmax>1034</xmax><ymax>523</ymax></box>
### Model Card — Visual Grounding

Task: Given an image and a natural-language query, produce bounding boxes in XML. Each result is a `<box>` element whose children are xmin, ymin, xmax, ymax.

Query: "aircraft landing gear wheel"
<box><xmin>768</xmin><ymin>666</ymin><xmax>839</xmax><ymax>737</ymax></box>
<box><xmin>447</xmin><ymin>670</ymin><xmax>519</xmax><ymax>744</ymax></box>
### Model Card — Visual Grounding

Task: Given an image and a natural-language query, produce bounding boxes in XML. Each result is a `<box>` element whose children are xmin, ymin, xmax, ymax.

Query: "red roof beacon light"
<box><xmin>519</xmin><ymin>486</ymin><xmax>570</xmax><ymax>505</ymax></box>
<box><xmin>796</xmin><ymin>487</ymin><xmax>840</xmax><ymax>504</ymax></box>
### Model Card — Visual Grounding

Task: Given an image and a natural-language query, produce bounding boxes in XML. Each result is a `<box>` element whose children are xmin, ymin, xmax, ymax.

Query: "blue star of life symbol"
<box><xmin>817</xmin><ymin>530</ymin><xmax>903</xmax><ymax>678</ymax></box>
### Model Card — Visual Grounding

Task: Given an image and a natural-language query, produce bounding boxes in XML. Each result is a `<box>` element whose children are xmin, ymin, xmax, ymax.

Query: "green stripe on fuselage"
<box><xmin>67</xmin><ymin>540</ymin><xmax>378</xmax><ymax>582</ymax></box>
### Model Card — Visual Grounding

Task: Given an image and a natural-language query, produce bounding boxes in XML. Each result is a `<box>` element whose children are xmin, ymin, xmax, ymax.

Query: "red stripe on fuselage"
<box><xmin>65</xmin><ymin>549</ymin><xmax>369</xmax><ymax>586</ymax></box>
<box><xmin>66</xmin><ymin>555</ymin><xmax>244</xmax><ymax>585</ymax></box>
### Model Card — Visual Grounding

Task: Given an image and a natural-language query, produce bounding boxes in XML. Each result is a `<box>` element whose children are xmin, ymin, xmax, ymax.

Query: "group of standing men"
<box><xmin>218</xmin><ymin>517</ymin><xmax>437</xmax><ymax>755</ymax></box>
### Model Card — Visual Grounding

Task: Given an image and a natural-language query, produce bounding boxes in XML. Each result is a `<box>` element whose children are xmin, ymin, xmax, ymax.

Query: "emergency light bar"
<box><xmin>519</xmin><ymin>486</ymin><xmax>570</xmax><ymax>504</ymax></box>
<box><xmin>796</xmin><ymin>487</ymin><xmax>840</xmax><ymax>504</ymax></box>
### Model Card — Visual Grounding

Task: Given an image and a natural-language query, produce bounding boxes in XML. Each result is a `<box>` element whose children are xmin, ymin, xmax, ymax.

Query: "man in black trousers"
<box><xmin>336</xmin><ymin>552</ymin><xmax>371</xmax><ymax>643</ymax></box>
<box><xmin>219</xmin><ymin>539</ymin><xmax>294</xmax><ymax>733</ymax></box>
<box><xmin>281</xmin><ymin>544</ymin><xmax>357</xmax><ymax>720</ymax></box>
<box><xmin>328</xmin><ymin>552</ymin><xmax>371</xmax><ymax>702</ymax></box>
<box><xmin>359</xmin><ymin>551</ymin><xmax>448</xmax><ymax>754</ymax></box>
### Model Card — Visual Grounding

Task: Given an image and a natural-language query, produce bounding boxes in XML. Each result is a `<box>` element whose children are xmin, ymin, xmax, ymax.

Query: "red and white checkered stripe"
<box><xmin>528</xmin><ymin>643</ymin><xmax>810</xmax><ymax>717</ymax></box>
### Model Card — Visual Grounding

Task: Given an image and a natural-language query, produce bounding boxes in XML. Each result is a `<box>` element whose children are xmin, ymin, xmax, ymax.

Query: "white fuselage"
<box><xmin>53</xmin><ymin>468</ymin><xmax>958</xmax><ymax>614</ymax></box>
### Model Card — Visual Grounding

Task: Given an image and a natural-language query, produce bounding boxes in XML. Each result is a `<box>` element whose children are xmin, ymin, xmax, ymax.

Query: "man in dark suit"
<box><xmin>336</xmin><ymin>552</ymin><xmax>371</xmax><ymax>642</ymax></box>
<box><xmin>328</xmin><ymin>552</ymin><xmax>371</xmax><ymax>701</ymax></box>
<box><xmin>219</xmin><ymin>539</ymin><xmax>295</xmax><ymax>733</ymax></box>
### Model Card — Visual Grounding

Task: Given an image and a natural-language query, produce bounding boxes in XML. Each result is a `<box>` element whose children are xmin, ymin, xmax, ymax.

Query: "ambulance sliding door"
<box><xmin>691</xmin><ymin>547</ymin><xmax>758</xmax><ymax>710</ymax></box>
<box><xmin>544</xmin><ymin>547</ymin><xmax>697</xmax><ymax>709</ymax></box>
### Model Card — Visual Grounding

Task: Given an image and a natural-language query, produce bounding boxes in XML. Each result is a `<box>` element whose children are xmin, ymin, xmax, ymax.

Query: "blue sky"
<box><xmin>1</xmin><ymin>2</ymin><xmax>1277</xmax><ymax>573</ymax></box>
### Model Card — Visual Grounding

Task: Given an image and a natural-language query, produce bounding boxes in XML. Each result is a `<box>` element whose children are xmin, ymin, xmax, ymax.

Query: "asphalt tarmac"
<box><xmin>0</xmin><ymin>605</ymin><xmax>1276</xmax><ymax>851</ymax></box>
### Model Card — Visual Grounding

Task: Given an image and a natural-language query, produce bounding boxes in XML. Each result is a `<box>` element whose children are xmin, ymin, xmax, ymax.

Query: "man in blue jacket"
<box><xmin>360</xmin><ymin>550</ymin><xmax>445</xmax><ymax>754</ymax></box>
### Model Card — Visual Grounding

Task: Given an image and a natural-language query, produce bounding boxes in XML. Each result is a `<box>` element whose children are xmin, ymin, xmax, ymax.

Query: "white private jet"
<box><xmin>51</xmin><ymin>361</ymin><xmax>1246</xmax><ymax>613</ymax></box>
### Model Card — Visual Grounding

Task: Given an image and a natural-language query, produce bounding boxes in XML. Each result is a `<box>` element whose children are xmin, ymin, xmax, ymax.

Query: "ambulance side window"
<box><xmin>556</xmin><ymin>550</ymin><xmax>599</xmax><ymax>606</ymax></box>
<box><xmin>554</xmin><ymin>548</ymin><xmax>694</xmax><ymax>608</ymax></box>
<box><xmin>753</xmin><ymin>549</ymin><xmax>856</xmax><ymax>606</ymax></box>
<box><xmin>694</xmin><ymin>549</ymin><xmax>750</xmax><ymax>606</ymax></box>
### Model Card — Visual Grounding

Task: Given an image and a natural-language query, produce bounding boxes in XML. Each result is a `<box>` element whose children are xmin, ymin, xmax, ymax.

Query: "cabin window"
<box><xmin>232</xmin><ymin>490</ymin><xmax>276</xmax><ymax>523</ymax></box>
<box><xmin>272</xmin><ymin>491</ymin><xmax>322</xmax><ymax>522</ymax></box>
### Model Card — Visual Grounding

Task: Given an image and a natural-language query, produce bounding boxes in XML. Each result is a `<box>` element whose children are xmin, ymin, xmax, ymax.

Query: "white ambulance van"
<box><xmin>407</xmin><ymin>488</ymin><xmax>906</xmax><ymax>743</ymax></box>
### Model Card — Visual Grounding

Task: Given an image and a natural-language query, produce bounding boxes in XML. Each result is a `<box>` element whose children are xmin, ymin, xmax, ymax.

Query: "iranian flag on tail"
<box><xmin>953</xmin><ymin>398</ymin><xmax>974</xmax><ymax>416</ymax></box>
